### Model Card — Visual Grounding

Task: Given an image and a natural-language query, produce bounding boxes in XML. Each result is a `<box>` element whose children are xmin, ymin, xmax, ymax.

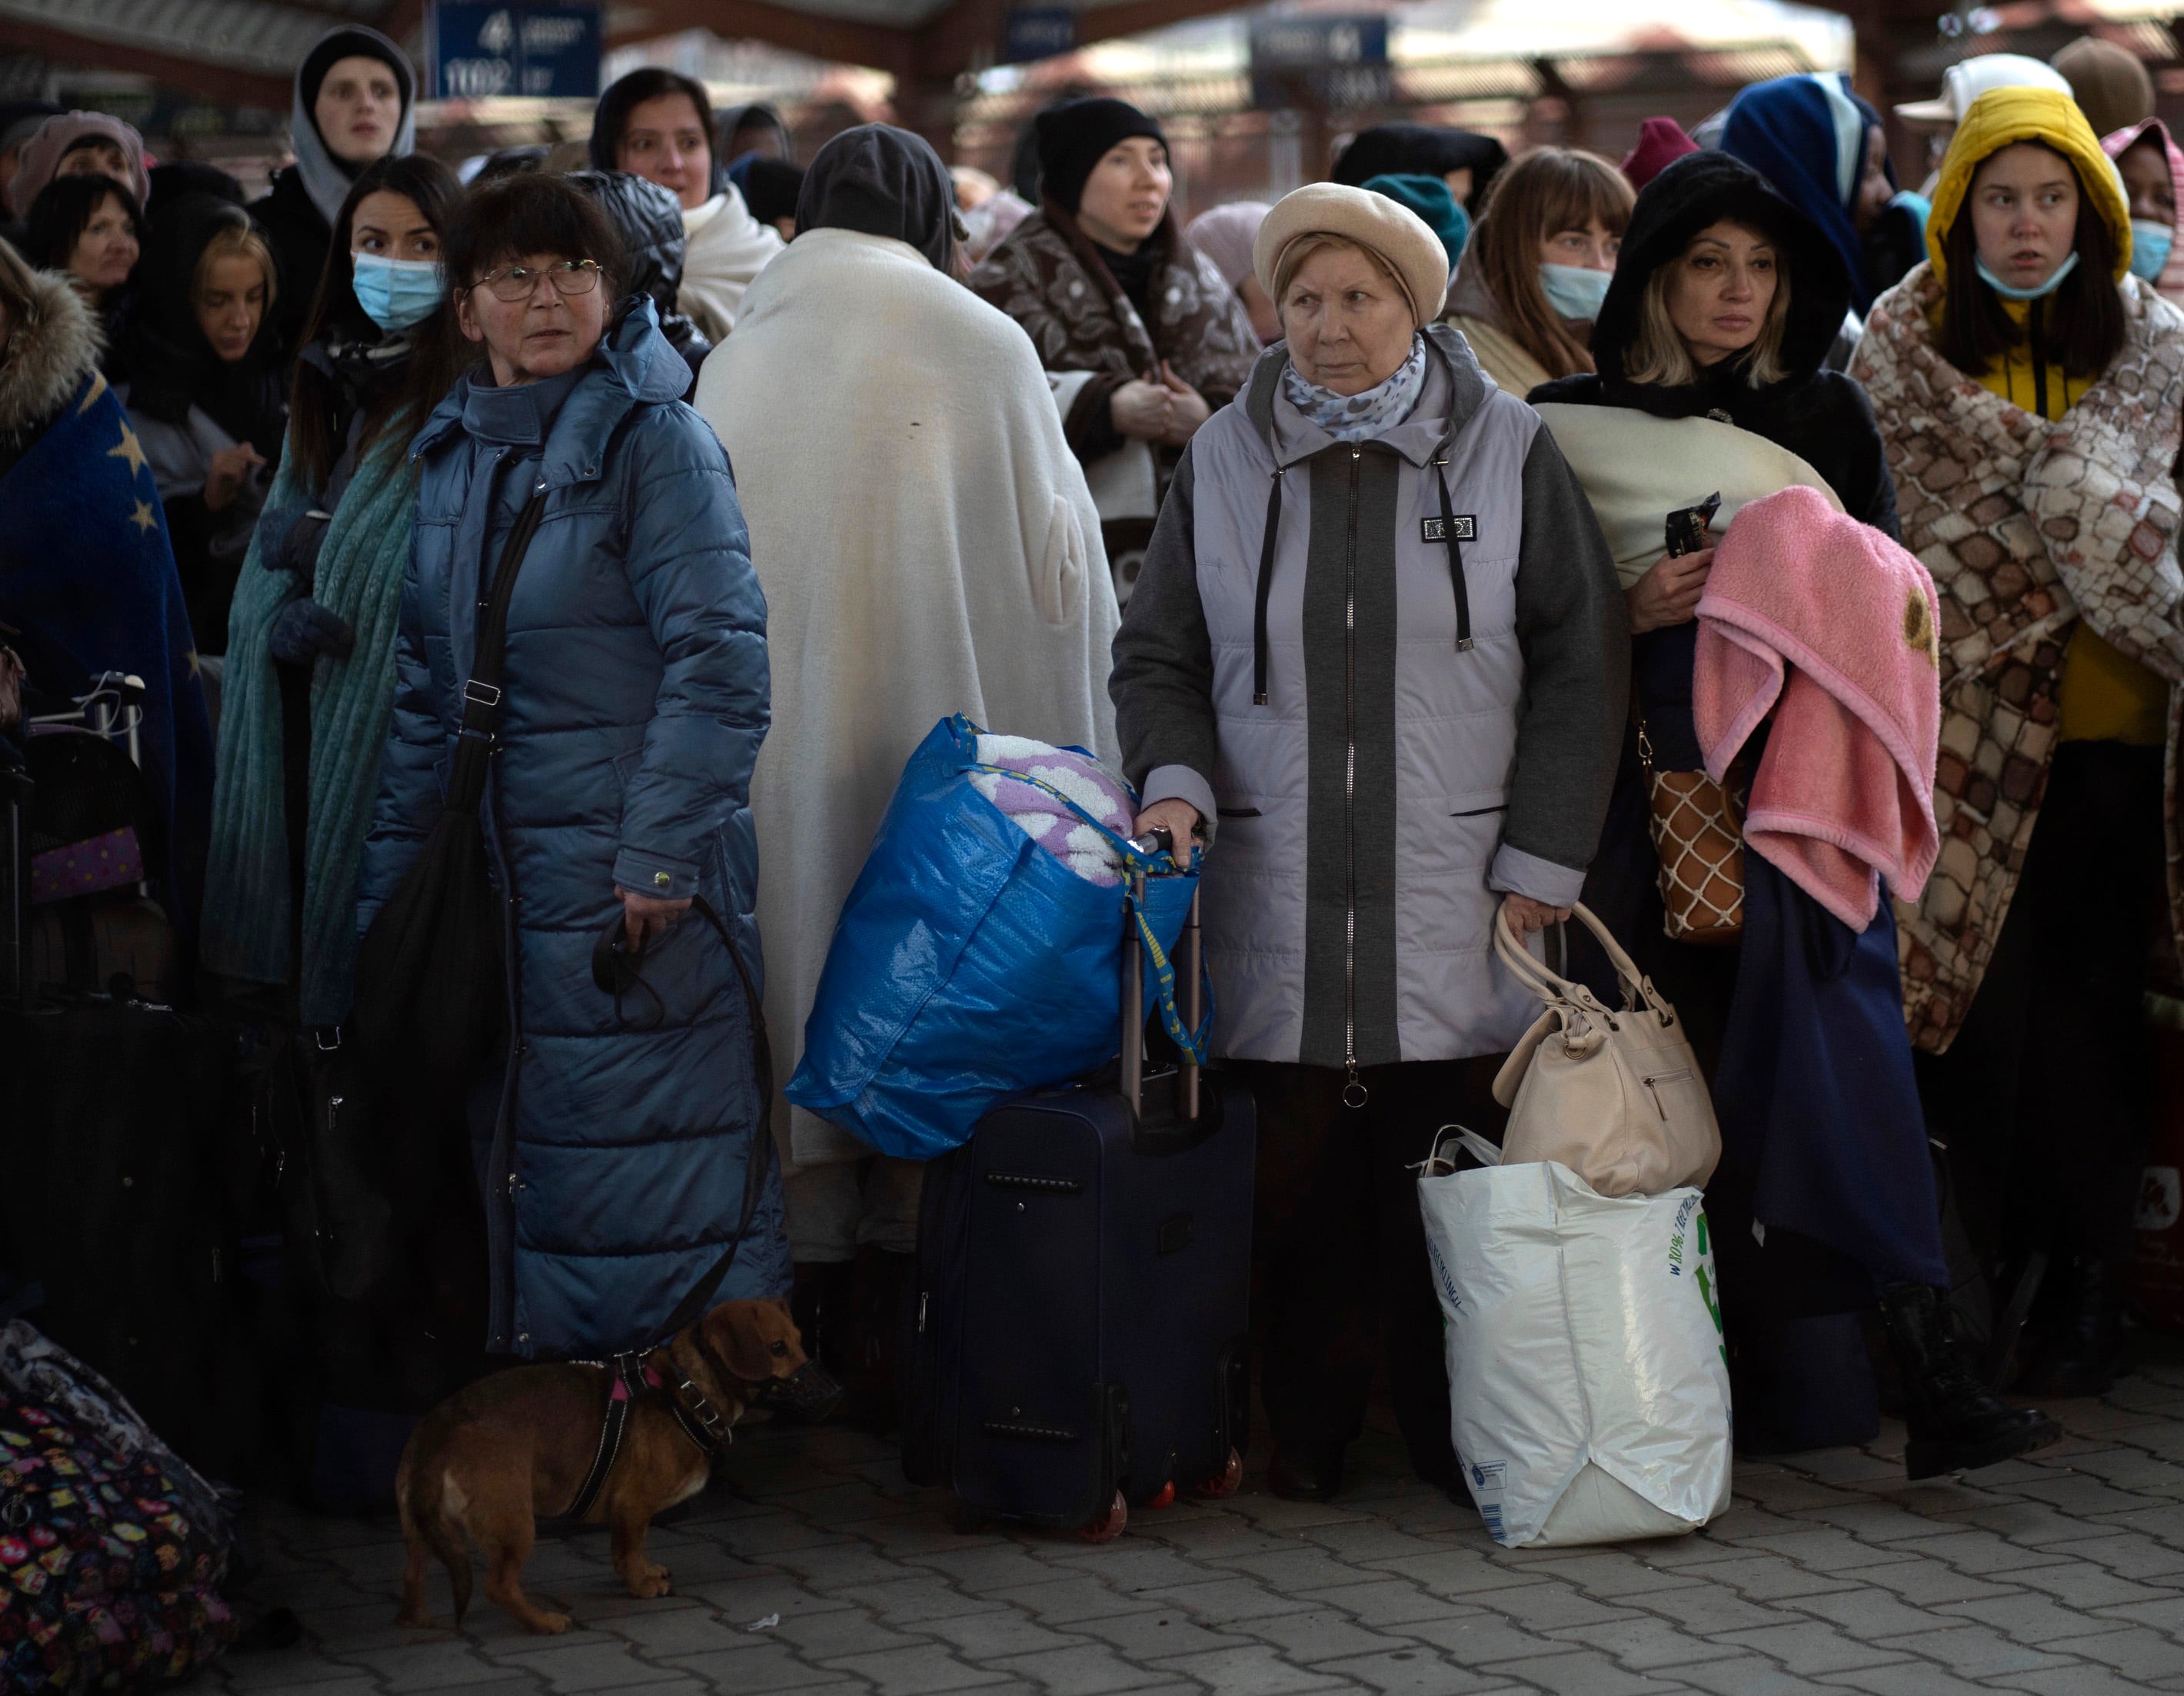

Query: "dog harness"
<box><xmin>561</xmin><ymin>1348</ymin><xmax>737</xmax><ymax>1523</ymax></box>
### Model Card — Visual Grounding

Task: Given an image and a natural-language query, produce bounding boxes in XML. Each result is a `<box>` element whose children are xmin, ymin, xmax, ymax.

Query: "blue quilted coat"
<box><xmin>357</xmin><ymin>300</ymin><xmax>791</xmax><ymax>1358</ymax></box>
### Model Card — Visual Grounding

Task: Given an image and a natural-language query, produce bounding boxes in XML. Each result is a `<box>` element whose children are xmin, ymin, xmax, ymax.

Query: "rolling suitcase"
<box><xmin>902</xmin><ymin>838</ymin><xmax>1255</xmax><ymax>1539</ymax></box>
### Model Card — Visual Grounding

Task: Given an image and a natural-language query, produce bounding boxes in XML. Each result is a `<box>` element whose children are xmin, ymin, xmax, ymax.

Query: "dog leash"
<box><xmin>559</xmin><ymin>895</ymin><xmax>777</xmax><ymax>1524</ymax></box>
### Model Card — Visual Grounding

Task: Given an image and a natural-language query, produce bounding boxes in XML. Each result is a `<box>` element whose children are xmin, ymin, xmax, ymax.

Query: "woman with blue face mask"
<box><xmin>1441</xmin><ymin>147</ymin><xmax>1632</xmax><ymax>397</ymax></box>
<box><xmin>203</xmin><ymin>153</ymin><xmax>473</xmax><ymax>1040</ymax></box>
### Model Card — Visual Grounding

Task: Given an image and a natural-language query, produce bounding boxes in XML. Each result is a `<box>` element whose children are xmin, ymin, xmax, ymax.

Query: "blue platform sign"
<box><xmin>1003</xmin><ymin>7</ymin><xmax>1077</xmax><ymax>64</ymax></box>
<box><xmin>428</xmin><ymin>1</ymin><xmax>601</xmax><ymax>99</ymax></box>
<box><xmin>1249</xmin><ymin>15</ymin><xmax>1390</xmax><ymax>108</ymax></box>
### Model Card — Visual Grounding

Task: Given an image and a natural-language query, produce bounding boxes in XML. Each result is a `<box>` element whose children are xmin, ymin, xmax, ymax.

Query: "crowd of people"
<box><xmin>3</xmin><ymin>24</ymin><xmax>2182</xmax><ymax>1514</ymax></box>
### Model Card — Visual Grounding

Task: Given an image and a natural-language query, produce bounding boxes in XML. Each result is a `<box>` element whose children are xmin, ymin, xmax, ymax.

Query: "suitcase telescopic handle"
<box><xmin>1120</xmin><ymin>829</ymin><xmax>1200</xmax><ymax>1124</ymax></box>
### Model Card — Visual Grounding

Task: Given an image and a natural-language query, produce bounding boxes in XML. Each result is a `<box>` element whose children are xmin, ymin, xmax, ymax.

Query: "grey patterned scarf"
<box><xmin>1280</xmin><ymin>334</ymin><xmax>1427</xmax><ymax>441</ymax></box>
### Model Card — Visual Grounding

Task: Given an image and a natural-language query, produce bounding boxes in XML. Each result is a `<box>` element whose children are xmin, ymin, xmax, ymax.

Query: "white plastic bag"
<box><xmin>1418</xmin><ymin>1129</ymin><xmax>1732</xmax><ymax>1548</ymax></box>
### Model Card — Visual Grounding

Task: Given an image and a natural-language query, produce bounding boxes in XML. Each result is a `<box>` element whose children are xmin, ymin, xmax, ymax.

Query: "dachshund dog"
<box><xmin>395</xmin><ymin>1298</ymin><xmax>834</xmax><ymax>1634</ymax></box>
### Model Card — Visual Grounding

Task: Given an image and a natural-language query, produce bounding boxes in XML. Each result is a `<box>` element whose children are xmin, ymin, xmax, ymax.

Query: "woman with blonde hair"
<box><xmin>118</xmin><ymin>195</ymin><xmax>286</xmax><ymax>662</ymax></box>
<box><xmin>1443</xmin><ymin>147</ymin><xmax>1631</xmax><ymax>395</ymax></box>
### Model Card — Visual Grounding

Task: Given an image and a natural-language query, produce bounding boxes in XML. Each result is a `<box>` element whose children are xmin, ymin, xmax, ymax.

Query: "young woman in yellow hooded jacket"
<box><xmin>1852</xmin><ymin>86</ymin><xmax>2184</xmax><ymax>1398</ymax></box>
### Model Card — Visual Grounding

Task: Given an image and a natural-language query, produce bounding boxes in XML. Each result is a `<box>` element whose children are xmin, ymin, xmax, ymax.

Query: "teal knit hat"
<box><xmin>1360</xmin><ymin>171</ymin><xmax>1470</xmax><ymax>268</ymax></box>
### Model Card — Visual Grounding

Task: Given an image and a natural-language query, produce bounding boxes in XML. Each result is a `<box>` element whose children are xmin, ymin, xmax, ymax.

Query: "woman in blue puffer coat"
<box><xmin>357</xmin><ymin>171</ymin><xmax>788</xmax><ymax>1359</ymax></box>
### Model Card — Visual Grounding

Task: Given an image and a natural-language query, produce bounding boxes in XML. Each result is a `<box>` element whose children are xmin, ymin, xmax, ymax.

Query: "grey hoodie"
<box><xmin>289</xmin><ymin>25</ymin><xmax>418</xmax><ymax>225</ymax></box>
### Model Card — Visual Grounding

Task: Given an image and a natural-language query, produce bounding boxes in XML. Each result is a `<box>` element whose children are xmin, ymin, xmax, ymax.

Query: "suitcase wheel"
<box><xmin>1190</xmin><ymin>1448</ymin><xmax>1243</xmax><ymax>1501</ymax></box>
<box><xmin>949</xmin><ymin>1500</ymin><xmax>991</xmax><ymax>1535</ymax></box>
<box><xmin>1148</xmin><ymin>1481</ymin><xmax>1177</xmax><ymax>1510</ymax></box>
<box><xmin>1078</xmin><ymin>1490</ymin><xmax>1129</xmax><ymax>1543</ymax></box>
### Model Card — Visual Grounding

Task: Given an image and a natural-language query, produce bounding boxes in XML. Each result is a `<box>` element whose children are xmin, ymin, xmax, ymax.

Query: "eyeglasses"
<box><xmin>474</xmin><ymin>259</ymin><xmax>603</xmax><ymax>303</ymax></box>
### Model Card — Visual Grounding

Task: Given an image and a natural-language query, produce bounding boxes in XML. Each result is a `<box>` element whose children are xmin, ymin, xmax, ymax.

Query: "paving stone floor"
<box><xmin>198</xmin><ymin>1335</ymin><xmax>2184</xmax><ymax>1695</ymax></box>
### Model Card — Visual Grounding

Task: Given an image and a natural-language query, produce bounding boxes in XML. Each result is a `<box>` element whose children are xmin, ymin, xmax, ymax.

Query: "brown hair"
<box><xmin>191</xmin><ymin>221</ymin><xmax>276</xmax><ymax>313</ymax></box>
<box><xmin>1623</xmin><ymin>221</ymin><xmax>1793</xmax><ymax>388</ymax></box>
<box><xmin>1469</xmin><ymin>147</ymin><xmax>1633</xmax><ymax>380</ymax></box>
<box><xmin>1937</xmin><ymin>142</ymin><xmax>2125</xmax><ymax>381</ymax></box>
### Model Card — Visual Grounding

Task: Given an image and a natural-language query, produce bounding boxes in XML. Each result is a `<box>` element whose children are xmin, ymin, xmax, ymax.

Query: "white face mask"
<box><xmin>1539</xmin><ymin>262</ymin><xmax>1613</xmax><ymax>321</ymax></box>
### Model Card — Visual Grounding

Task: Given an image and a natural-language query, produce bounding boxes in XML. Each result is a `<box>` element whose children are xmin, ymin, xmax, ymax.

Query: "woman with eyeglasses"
<box><xmin>356</xmin><ymin>171</ymin><xmax>788</xmax><ymax>1361</ymax></box>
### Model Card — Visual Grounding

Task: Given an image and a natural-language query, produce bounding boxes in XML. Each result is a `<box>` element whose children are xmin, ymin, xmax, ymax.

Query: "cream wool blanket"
<box><xmin>1849</xmin><ymin>263</ymin><xmax>2184</xmax><ymax>1052</ymax></box>
<box><xmin>676</xmin><ymin>187</ymin><xmax>784</xmax><ymax>341</ymax></box>
<box><xmin>1533</xmin><ymin>404</ymin><xmax>1844</xmax><ymax>588</ymax></box>
<box><xmin>695</xmin><ymin>226</ymin><xmax>1120</xmax><ymax>1166</ymax></box>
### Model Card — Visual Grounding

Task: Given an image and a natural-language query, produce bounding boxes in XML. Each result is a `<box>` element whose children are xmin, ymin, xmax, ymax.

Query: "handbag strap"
<box><xmin>1492</xmin><ymin>902</ymin><xmax>1655</xmax><ymax>1015</ymax></box>
<box><xmin>444</xmin><ymin>482</ymin><xmax>551</xmax><ymax>815</ymax></box>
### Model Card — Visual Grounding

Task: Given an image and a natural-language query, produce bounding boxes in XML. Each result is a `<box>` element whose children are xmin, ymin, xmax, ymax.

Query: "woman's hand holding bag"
<box><xmin>1490</xmin><ymin>903</ymin><xmax>1720</xmax><ymax>1197</ymax></box>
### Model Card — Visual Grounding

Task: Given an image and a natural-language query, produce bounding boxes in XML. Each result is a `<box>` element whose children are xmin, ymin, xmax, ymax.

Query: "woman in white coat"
<box><xmin>694</xmin><ymin>124</ymin><xmax>1119</xmax><ymax>1422</ymax></box>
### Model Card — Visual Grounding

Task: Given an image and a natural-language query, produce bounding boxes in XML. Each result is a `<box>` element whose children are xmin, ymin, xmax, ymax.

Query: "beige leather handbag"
<box><xmin>1490</xmin><ymin>904</ymin><xmax>1720</xmax><ymax>1198</ymax></box>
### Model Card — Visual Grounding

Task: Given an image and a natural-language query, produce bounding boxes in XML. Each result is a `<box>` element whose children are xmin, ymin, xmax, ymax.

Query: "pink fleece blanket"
<box><xmin>1693</xmin><ymin>485</ymin><xmax>1942</xmax><ymax>929</ymax></box>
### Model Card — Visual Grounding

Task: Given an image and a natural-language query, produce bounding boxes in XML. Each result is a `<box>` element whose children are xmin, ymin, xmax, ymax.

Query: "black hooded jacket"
<box><xmin>1530</xmin><ymin>150</ymin><xmax>1897</xmax><ymax>540</ymax></box>
<box><xmin>121</xmin><ymin>192</ymin><xmax>288</xmax><ymax>652</ymax></box>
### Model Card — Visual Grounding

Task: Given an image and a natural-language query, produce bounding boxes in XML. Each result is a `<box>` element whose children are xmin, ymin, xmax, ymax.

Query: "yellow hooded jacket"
<box><xmin>1929</xmin><ymin>85</ymin><xmax>2163</xmax><ymax>745</ymax></box>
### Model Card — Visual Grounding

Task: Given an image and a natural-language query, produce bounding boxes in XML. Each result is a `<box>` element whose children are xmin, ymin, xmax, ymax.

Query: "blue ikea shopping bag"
<box><xmin>786</xmin><ymin>717</ymin><xmax>1203</xmax><ymax>1159</ymax></box>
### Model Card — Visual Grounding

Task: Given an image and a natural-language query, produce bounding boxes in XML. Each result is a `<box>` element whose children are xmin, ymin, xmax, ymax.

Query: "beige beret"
<box><xmin>1252</xmin><ymin>182</ymin><xmax>1449</xmax><ymax>331</ymax></box>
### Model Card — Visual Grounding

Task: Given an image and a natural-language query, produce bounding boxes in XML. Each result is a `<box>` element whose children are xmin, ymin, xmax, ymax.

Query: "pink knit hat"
<box><xmin>6</xmin><ymin>111</ymin><xmax>149</xmax><ymax>220</ymax></box>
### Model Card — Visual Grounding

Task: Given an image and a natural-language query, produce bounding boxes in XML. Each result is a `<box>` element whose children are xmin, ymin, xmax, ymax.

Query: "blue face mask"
<box><xmin>351</xmin><ymin>253</ymin><xmax>444</xmax><ymax>331</ymax></box>
<box><xmin>2131</xmin><ymin>218</ymin><xmax>2173</xmax><ymax>283</ymax></box>
<box><xmin>1539</xmin><ymin>262</ymin><xmax>1613</xmax><ymax>321</ymax></box>
<box><xmin>1973</xmin><ymin>249</ymin><xmax>2079</xmax><ymax>301</ymax></box>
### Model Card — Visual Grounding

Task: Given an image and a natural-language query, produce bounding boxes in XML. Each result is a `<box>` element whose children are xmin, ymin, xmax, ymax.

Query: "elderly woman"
<box><xmin>1111</xmin><ymin>183</ymin><xmax>1627</xmax><ymax>1503</ymax></box>
<box><xmin>697</xmin><ymin>124</ymin><xmax>1117</xmax><ymax>1421</ymax></box>
<box><xmin>358</xmin><ymin>171</ymin><xmax>787</xmax><ymax>1359</ymax></box>
<box><xmin>1536</xmin><ymin>150</ymin><xmax>2058</xmax><ymax>1478</ymax></box>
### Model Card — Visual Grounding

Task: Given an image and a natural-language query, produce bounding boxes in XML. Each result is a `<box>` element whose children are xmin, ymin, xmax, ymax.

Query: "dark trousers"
<box><xmin>1230</xmin><ymin>1057</ymin><xmax>1503</xmax><ymax>1482</ymax></box>
<box><xmin>1917</xmin><ymin>741</ymin><xmax>2166</xmax><ymax>1268</ymax></box>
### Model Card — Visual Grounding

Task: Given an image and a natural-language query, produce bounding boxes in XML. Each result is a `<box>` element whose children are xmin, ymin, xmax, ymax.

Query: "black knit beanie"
<box><xmin>1034</xmin><ymin>98</ymin><xmax>1166</xmax><ymax>214</ymax></box>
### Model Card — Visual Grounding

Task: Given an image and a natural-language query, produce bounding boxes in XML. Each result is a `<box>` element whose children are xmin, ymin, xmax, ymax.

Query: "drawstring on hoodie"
<box><xmin>1250</xmin><ymin>437</ymin><xmax>1473</xmax><ymax>707</ymax></box>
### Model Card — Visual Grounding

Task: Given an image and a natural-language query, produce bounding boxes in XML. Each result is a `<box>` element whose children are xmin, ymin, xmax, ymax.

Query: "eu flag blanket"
<box><xmin>0</xmin><ymin>371</ymin><xmax>214</xmax><ymax>941</ymax></box>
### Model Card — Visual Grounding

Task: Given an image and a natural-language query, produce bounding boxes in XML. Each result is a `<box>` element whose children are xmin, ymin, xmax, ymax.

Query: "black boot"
<box><xmin>783</xmin><ymin>1262</ymin><xmax>854</xmax><ymax>1425</ymax></box>
<box><xmin>2018</xmin><ymin>1258</ymin><xmax>2128</xmax><ymax>1398</ymax></box>
<box><xmin>1881</xmin><ymin>1285</ymin><xmax>2061</xmax><ymax>1480</ymax></box>
<box><xmin>1267</xmin><ymin>1444</ymin><xmax>1345</xmax><ymax>1502</ymax></box>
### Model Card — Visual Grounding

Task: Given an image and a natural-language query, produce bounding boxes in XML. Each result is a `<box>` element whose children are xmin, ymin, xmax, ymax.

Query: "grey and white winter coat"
<box><xmin>1110</xmin><ymin>324</ymin><xmax>1627</xmax><ymax>1071</ymax></box>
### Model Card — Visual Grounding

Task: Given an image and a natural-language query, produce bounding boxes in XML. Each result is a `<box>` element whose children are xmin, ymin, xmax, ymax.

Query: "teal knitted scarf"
<box><xmin>201</xmin><ymin>431</ymin><xmax>419</xmax><ymax>1025</ymax></box>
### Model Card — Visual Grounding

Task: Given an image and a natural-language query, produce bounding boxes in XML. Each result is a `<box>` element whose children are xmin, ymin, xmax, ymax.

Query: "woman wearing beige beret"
<box><xmin>1110</xmin><ymin>181</ymin><xmax>1628</xmax><ymax>1501</ymax></box>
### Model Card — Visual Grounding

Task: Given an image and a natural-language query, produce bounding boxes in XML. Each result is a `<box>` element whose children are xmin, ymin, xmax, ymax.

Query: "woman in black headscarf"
<box><xmin>1332</xmin><ymin>121</ymin><xmax>1508</xmax><ymax>216</ymax></box>
<box><xmin>1531</xmin><ymin>151</ymin><xmax>2056</xmax><ymax>1481</ymax></box>
<box><xmin>118</xmin><ymin>193</ymin><xmax>287</xmax><ymax>660</ymax></box>
<box><xmin>695</xmin><ymin>127</ymin><xmax>1117</xmax><ymax>1419</ymax></box>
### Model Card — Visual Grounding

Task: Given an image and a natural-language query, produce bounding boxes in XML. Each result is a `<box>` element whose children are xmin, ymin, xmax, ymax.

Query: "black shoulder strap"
<box><xmin>651</xmin><ymin>894</ymin><xmax>775</xmax><ymax>1342</ymax></box>
<box><xmin>444</xmin><ymin>483</ymin><xmax>551</xmax><ymax>816</ymax></box>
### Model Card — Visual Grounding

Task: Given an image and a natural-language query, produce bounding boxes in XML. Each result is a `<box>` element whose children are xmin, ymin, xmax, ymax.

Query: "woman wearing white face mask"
<box><xmin>1442</xmin><ymin>147</ymin><xmax>1632</xmax><ymax>397</ymax></box>
<box><xmin>202</xmin><ymin>155</ymin><xmax>471</xmax><ymax>1031</ymax></box>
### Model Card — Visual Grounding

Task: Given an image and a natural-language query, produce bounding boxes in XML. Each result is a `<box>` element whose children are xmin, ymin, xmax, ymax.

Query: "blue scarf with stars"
<box><xmin>0</xmin><ymin>370</ymin><xmax>215</xmax><ymax>945</ymax></box>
